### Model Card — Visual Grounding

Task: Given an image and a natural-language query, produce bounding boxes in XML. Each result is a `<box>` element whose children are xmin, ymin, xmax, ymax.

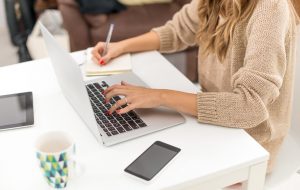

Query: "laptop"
<box><xmin>40</xmin><ymin>23</ymin><xmax>185</xmax><ymax>146</ymax></box>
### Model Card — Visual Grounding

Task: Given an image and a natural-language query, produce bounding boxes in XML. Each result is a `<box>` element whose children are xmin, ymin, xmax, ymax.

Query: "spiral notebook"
<box><xmin>85</xmin><ymin>48</ymin><xmax>132</xmax><ymax>76</ymax></box>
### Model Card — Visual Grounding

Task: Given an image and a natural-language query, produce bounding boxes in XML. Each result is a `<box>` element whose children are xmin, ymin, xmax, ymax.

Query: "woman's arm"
<box><xmin>92</xmin><ymin>31</ymin><xmax>160</xmax><ymax>64</ymax></box>
<box><xmin>120</xmin><ymin>31</ymin><xmax>160</xmax><ymax>53</ymax></box>
<box><xmin>160</xmin><ymin>90</ymin><xmax>197</xmax><ymax>116</ymax></box>
<box><xmin>104</xmin><ymin>82</ymin><xmax>198</xmax><ymax>116</ymax></box>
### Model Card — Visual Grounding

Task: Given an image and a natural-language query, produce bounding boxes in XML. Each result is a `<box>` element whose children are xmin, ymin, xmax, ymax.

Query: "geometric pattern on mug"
<box><xmin>37</xmin><ymin>152</ymin><xmax>69</xmax><ymax>189</ymax></box>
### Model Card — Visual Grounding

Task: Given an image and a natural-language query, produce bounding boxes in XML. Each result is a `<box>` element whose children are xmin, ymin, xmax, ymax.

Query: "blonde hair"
<box><xmin>197</xmin><ymin>0</ymin><xmax>258</xmax><ymax>62</ymax></box>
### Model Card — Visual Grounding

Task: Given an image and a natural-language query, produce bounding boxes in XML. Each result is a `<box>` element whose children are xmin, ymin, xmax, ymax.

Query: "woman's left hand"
<box><xmin>104</xmin><ymin>81</ymin><xmax>163</xmax><ymax>114</ymax></box>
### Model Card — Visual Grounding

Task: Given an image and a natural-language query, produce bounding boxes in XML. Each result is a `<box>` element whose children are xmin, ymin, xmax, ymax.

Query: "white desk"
<box><xmin>0</xmin><ymin>51</ymin><xmax>269</xmax><ymax>190</ymax></box>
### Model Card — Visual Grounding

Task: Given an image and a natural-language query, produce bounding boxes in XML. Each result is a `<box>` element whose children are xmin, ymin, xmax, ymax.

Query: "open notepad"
<box><xmin>85</xmin><ymin>48</ymin><xmax>132</xmax><ymax>76</ymax></box>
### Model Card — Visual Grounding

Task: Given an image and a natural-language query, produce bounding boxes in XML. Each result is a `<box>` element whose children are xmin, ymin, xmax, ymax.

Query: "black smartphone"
<box><xmin>0</xmin><ymin>92</ymin><xmax>34</xmax><ymax>131</ymax></box>
<box><xmin>124</xmin><ymin>141</ymin><xmax>181</xmax><ymax>181</ymax></box>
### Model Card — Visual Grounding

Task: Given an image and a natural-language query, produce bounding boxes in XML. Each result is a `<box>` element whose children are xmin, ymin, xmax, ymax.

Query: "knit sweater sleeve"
<box><xmin>151</xmin><ymin>0</ymin><xmax>199</xmax><ymax>53</ymax></box>
<box><xmin>197</xmin><ymin>1</ymin><xmax>290</xmax><ymax>129</ymax></box>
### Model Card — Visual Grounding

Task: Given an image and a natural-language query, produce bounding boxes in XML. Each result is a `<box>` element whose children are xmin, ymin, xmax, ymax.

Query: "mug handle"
<box><xmin>69</xmin><ymin>155</ymin><xmax>84</xmax><ymax>179</ymax></box>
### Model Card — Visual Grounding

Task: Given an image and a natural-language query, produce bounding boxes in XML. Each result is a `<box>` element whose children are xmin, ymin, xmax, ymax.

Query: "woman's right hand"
<box><xmin>92</xmin><ymin>31</ymin><xmax>160</xmax><ymax>65</ymax></box>
<box><xmin>92</xmin><ymin>41</ymin><xmax>126</xmax><ymax>65</ymax></box>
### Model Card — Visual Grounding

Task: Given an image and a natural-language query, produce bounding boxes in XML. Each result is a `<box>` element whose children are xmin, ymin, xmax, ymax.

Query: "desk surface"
<box><xmin>0</xmin><ymin>51</ymin><xmax>268</xmax><ymax>190</ymax></box>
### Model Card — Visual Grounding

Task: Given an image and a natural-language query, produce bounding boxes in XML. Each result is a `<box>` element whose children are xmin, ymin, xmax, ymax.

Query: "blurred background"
<box><xmin>0</xmin><ymin>0</ymin><xmax>18</xmax><ymax>67</ymax></box>
<box><xmin>0</xmin><ymin>0</ymin><xmax>199</xmax><ymax>82</ymax></box>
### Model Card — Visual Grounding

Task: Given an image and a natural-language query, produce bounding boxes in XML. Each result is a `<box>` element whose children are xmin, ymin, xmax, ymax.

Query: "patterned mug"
<box><xmin>35</xmin><ymin>131</ymin><xmax>76</xmax><ymax>189</ymax></box>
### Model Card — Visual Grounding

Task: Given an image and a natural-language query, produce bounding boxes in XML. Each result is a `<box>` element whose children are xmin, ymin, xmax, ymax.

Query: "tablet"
<box><xmin>0</xmin><ymin>92</ymin><xmax>34</xmax><ymax>131</ymax></box>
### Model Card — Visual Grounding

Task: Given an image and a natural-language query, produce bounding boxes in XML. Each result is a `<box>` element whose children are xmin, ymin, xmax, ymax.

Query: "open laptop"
<box><xmin>40</xmin><ymin>23</ymin><xmax>185</xmax><ymax>146</ymax></box>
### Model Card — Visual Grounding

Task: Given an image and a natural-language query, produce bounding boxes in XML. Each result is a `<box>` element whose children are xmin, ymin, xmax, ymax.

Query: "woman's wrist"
<box><xmin>117</xmin><ymin>40</ymin><xmax>130</xmax><ymax>54</ymax></box>
<box><xmin>156</xmin><ymin>89</ymin><xmax>198</xmax><ymax>116</ymax></box>
<box><xmin>157</xmin><ymin>89</ymin><xmax>171</xmax><ymax>107</ymax></box>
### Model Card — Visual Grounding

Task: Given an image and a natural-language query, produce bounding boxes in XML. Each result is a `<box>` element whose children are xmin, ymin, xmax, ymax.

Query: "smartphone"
<box><xmin>124</xmin><ymin>141</ymin><xmax>181</xmax><ymax>181</ymax></box>
<box><xmin>0</xmin><ymin>92</ymin><xmax>34</xmax><ymax>131</ymax></box>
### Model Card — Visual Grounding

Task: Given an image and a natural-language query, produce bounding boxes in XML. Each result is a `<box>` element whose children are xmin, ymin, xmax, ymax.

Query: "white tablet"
<box><xmin>0</xmin><ymin>92</ymin><xmax>34</xmax><ymax>131</ymax></box>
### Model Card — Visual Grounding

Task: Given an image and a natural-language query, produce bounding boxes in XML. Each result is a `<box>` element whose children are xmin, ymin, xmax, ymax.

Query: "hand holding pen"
<box><xmin>92</xmin><ymin>24</ymin><xmax>124</xmax><ymax>66</ymax></box>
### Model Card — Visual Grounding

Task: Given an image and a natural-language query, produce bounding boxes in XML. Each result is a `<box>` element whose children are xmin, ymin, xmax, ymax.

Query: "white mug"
<box><xmin>35</xmin><ymin>131</ymin><xmax>76</xmax><ymax>189</ymax></box>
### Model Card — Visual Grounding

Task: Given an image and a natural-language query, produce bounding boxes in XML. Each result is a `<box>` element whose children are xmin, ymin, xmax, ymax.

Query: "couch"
<box><xmin>57</xmin><ymin>0</ymin><xmax>199</xmax><ymax>82</ymax></box>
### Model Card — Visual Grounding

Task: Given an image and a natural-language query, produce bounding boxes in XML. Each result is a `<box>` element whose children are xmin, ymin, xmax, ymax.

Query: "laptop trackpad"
<box><xmin>135</xmin><ymin>107</ymin><xmax>185</xmax><ymax>129</ymax></box>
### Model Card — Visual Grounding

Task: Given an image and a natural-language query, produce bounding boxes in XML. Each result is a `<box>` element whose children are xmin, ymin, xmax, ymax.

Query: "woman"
<box><xmin>92</xmin><ymin>0</ymin><xmax>299</xmax><ymax>173</ymax></box>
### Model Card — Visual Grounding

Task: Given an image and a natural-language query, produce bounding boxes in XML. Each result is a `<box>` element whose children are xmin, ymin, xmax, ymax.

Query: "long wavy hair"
<box><xmin>197</xmin><ymin>0</ymin><xmax>259</xmax><ymax>62</ymax></box>
<box><xmin>197</xmin><ymin>0</ymin><xmax>300</xmax><ymax>62</ymax></box>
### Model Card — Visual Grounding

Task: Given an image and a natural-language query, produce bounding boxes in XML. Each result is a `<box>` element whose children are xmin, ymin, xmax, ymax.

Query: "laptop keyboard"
<box><xmin>86</xmin><ymin>81</ymin><xmax>147</xmax><ymax>137</ymax></box>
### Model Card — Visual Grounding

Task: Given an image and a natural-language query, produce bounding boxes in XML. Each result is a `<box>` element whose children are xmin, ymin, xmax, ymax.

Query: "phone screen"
<box><xmin>124</xmin><ymin>141</ymin><xmax>180</xmax><ymax>181</ymax></box>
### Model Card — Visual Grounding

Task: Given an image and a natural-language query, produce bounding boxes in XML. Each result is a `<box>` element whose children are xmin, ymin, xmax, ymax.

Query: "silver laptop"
<box><xmin>40</xmin><ymin>23</ymin><xmax>185</xmax><ymax>146</ymax></box>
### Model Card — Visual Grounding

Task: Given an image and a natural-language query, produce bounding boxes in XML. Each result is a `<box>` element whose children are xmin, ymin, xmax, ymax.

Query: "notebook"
<box><xmin>85</xmin><ymin>48</ymin><xmax>132</xmax><ymax>76</ymax></box>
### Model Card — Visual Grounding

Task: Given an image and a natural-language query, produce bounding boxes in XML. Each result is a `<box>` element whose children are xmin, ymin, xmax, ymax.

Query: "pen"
<box><xmin>102</xmin><ymin>23</ymin><xmax>114</xmax><ymax>57</ymax></box>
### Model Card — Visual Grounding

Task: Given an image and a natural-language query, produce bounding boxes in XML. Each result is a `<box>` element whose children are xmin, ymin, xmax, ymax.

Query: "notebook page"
<box><xmin>85</xmin><ymin>48</ymin><xmax>131</xmax><ymax>76</ymax></box>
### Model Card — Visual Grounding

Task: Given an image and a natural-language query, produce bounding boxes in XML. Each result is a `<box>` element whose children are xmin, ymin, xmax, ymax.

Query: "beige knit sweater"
<box><xmin>153</xmin><ymin>0</ymin><xmax>298</xmax><ymax>172</ymax></box>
